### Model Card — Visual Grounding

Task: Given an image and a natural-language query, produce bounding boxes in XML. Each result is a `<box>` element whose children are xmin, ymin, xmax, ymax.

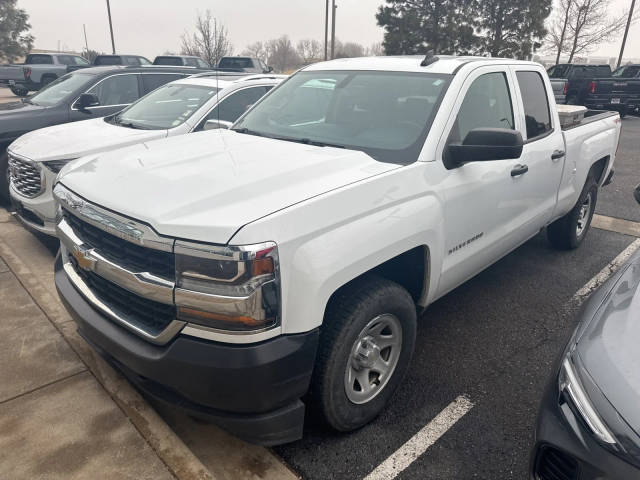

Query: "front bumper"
<box><xmin>531</xmin><ymin>377</ymin><xmax>640</xmax><ymax>479</ymax></box>
<box><xmin>55</xmin><ymin>253</ymin><xmax>319</xmax><ymax>445</ymax></box>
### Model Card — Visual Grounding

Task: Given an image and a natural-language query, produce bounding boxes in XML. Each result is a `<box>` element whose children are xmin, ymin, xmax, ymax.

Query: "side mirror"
<box><xmin>445</xmin><ymin>128</ymin><xmax>523</xmax><ymax>167</ymax></box>
<box><xmin>76</xmin><ymin>93</ymin><xmax>100</xmax><ymax>110</ymax></box>
<box><xmin>203</xmin><ymin>119</ymin><xmax>233</xmax><ymax>131</ymax></box>
<box><xmin>634</xmin><ymin>183</ymin><xmax>640</xmax><ymax>205</ymax></box>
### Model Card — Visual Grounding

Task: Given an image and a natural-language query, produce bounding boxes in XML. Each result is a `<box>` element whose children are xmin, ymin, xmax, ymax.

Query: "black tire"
<box><xmin>0</xmin><ymin>150</ymin><xmax>10</xmax><ymax>204</ymax></box>
<box><xmin>9</xmin><ymin>86</ymin><xmax>28</xmax><ymax>97</ymax></box>
<box><xmin>310</xmin><ymin>275</ymin><xmax>417</xmax><ymax>432</ymax></box>
<box><xmin>547</xmin><ymin>176</ymin><xmax>598</xmax><ymax>250</ymax></box>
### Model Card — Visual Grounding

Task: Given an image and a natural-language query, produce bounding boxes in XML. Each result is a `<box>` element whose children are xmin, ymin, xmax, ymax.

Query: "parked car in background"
<box><xmin>153</xmin><ymin>55</ymin><xmax>210</xmax><ymax>68</ymax></box>
<box><xmin>0</xmin><ymin>53</ymin><xmax>91</xmax><ymax>96</ymax></box>
<box><xmin>9</xmin><ymin>74</ymin><xmax>284</xmax><ymax>235</ymax></box>
<box><xmin>549</xmin><ymin>77</ymin><xmax>568</xmax><ymax>104</ymax></box>
<box><xmin>0</xmin><ymin>65</ymin><xmax>210</xmax><ymax>203</ymax></box>
<box><xmin>548</xmin><ymin>64</ymin><xmax>612</xmax><ymax>105</ymax></box>
<box><xmin>531</xmin><ymin>185</ymin><xmax>640</xmax><ymax>479</ymax></box>
<box><xmin>93</xmin><ymin>54</ymin><xmax>152</xmax><ymax>66</ymax></box>
<box><xmin>584</xmin><ymin>74</ymin><xmax>640</xmax><ymax>118</ymax></box>
<box><xmin>52</xmin><ymin>55</ymin><xmax>620</xmax><ymax>445</ymax></box>
<box><xmin>217</xmin><ymin>56</ymin><xmax>272</xmax><ymax>73</ymax></box>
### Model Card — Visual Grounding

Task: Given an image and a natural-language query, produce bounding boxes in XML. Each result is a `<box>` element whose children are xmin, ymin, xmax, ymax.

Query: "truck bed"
<box><xmin>561</xmin><ymin>109</ymin><xmax>618</xmax><ymax>131</ymax></box>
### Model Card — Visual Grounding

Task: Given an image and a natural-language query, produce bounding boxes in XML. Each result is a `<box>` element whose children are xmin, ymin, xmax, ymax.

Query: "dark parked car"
<box><xmin>93</xmin><ymin>55</ymin><xmax>152</xmax><ymax>66</ymax></box>
<box><xmin>0</xmin><ymin>65</ymin><xmax>209</xmax><ymax>202</ymax></box>
<box><xmin>531</xmin><ymin>184</ymin><xmax>640</xmax><ymax>480</ymax></box>
<box><xmin>153</xmin><ymin>55</ymin><xmax>210</xmax><ymax>68</ymax></box>
<box><xmin>548</xmin><ymin>64</ymin><xmax>612</xmax><ymax>105</ymax></box>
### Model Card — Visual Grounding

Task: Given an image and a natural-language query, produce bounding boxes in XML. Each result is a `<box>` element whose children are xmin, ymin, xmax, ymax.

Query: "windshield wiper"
<box><xmin>231</xmin><ymin>127</ymin><xmax>271</xmax><ymax>138</ymax></box>
<box><xmin>275</xmin><ymin>136</ymin><xmax>346</xmax><ymax>149</ymax></box>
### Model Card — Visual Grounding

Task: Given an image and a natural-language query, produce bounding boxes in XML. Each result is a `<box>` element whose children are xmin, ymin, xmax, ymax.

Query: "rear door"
<box><xmin>510</xmin><ymin>67</ymin><xmax>566</xmax><ymax>229</ymax></box>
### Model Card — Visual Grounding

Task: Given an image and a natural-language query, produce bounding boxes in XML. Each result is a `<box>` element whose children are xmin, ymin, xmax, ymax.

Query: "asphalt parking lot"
<box><xmin>1</xmin><ymin>79</ymin><xmax>639</xmax><ymax>479</ymax></box>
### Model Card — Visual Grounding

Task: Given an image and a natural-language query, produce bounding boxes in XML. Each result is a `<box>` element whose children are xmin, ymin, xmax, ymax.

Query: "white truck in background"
<box><xmin>52</xmin><ymin>55</ymin><xmax>620</xmax><ymax>445</ymax></box>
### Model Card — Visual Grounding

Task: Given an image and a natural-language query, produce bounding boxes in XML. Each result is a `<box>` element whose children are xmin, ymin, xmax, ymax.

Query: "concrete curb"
<box><xmin>0</xmin><ymin>237</ymin><xmax>215</xmax><ymax>480</ymax></box>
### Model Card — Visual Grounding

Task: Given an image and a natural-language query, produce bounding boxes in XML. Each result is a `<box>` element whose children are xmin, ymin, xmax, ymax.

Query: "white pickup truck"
<box><xmin>52</xmin><ymin>56</ymin><xmax>620</xmax><ymax>446</ymax></box>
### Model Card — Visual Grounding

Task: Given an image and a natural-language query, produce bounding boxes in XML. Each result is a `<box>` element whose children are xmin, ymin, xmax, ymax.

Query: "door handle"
<box><xmin>511</xmin><ymin>164</ymin><xmax>529</xmax><ymax>177</ymax></box>
<box><xmin>551</xmin><ymin>150</ymin><xmax>565</xmax><ymax>161</ymax></box>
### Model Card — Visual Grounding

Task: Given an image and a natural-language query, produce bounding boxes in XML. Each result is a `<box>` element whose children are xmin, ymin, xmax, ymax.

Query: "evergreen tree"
<box><xmin>376</xmin><ymin>0</ymin><xmax>478</xmax><ymax>55</ymax></box>
<box><xmin>477</xmin><ymin>0</ymin><xmax>551</xmax><ymax>59</ymax></box>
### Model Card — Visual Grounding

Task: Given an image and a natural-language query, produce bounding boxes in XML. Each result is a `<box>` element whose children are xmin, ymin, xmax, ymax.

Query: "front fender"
<box><xmin>231</xmin><ymin>165</ymin><xmax>444</xmax><ymax>334</ymax></box>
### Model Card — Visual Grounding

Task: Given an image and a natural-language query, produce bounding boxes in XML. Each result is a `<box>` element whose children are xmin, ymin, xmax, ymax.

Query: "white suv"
<box><xmin>8</xmin><ymin>73</ymin><xmax>284</xmax><ymax>235</ymax></box>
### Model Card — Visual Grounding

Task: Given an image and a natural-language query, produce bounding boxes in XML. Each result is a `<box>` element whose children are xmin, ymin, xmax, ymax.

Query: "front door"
<box><xmin>436</xmin><ymin>66</ymin><xmax>530</xmax><ymax>297</ymax></box>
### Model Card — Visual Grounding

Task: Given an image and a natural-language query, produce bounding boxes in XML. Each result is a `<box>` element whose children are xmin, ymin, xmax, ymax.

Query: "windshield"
<box><xmin>233</xmin><ymin>70</ymin><xmax>451</xmax><ymax>164</ymax></box>
<box><xmin>106</xmin><ymin>83</ymin><xmax>220</xmax><ymax>130</ymax></box>
<box><xmin>612</xmin><ymin>66</ymin><xmax>640</xmax><ymax>77</ymax></box>
<box><xmin>29</xmin><ymin>73</ymin><xmax>92</xmax><ymax>106</ymax></box>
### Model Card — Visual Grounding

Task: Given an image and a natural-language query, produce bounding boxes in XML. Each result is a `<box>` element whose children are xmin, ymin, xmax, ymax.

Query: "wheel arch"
<box><xmin>588</xmin><ymin>155</ymin><xmax>609</xmax><ymax>186</ymax></box>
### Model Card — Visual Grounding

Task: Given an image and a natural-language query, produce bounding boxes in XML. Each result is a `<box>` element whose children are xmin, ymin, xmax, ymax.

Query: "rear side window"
<box><xmin>124</xmin><ymin>56</ymin><xmax>140</xmax><ymax>66</ymax></box>
<box><xmin>26</xmin><ymin>54</ymin><xmax>53</xmax><ymax>64</ymax></box>
<box><xmin>516</xmin><ymin>71</ymin><xmax>552</xmax><ymax>140</ymax></box>
<box><xmin>184</xmin><ymin>58</ymin><xmax>198</xmax><ymax>67</ymax></box>
<box><xmin>141</xmin><ymin>74</ymin><xmax>185</xmax><ymax>94</ymax></box>
<box><xmin>447</xmin><ymin>72</ymin><xmax>514</xmax><ymax>145</ymax></box>
<box><xmin>155</xmin><ymin>56</ymin><xmax>182</xmax><ymax>66</ymax></box>
<box><xmin>94</xmin><ymin>56</ymin><xmax>121</xmax><ymax>65</ymax></box>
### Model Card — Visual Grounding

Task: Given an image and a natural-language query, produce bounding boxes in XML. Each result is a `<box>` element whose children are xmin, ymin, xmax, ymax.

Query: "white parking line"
<box><xmin>572</xmin><ymin>238</ymin><xmax>640</xmax><ymax>304</ymax></box>
<box><xmin>363</xmin><ymin>395</ymin><xmax>474</xmax><ymax>480</ymax></box>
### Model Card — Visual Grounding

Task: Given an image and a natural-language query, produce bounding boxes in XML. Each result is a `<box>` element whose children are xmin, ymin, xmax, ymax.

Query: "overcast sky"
<box><xmin>17</xmin><ymin>0</ymin><xmax>640</xmax><ymax>61</ymax></box>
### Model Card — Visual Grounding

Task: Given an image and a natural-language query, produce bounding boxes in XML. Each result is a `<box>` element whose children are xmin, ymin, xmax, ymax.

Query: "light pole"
<box><xmin>330</xmin><ymin>0</ymin><xmax>337</xmax><ymax>59</ymax></box>
<box><xmin>106</xmin><ymin>0</ymin><xmax>116</xmax><ymax>54</ymax></box>
<box><xmin>617</xmin><ymin>0</ymin><xmax>636</xmax><ymax>68</ymax></box>
<box><xmin>324</xmin><ymin>0</ymin><xmax>329</xmax><ymax>60</ymax></box>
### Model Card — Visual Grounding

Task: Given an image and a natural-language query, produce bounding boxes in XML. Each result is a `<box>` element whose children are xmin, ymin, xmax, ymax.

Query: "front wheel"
<box><xmin>310</xmin><ymin>276</ymin><xmax>417</xmax><ymax>431</ymax></box>
<box><xmin>547</xmin><ymin>176</ymin><xmax>598</xmax><ymax>249</ymax></box>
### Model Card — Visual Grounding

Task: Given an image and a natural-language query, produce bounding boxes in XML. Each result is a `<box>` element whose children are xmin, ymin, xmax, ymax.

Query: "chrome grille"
<box><xmin>8</xmin><ymin>155</ymin><xmax>43</xmax><ymax>198</ymax></box>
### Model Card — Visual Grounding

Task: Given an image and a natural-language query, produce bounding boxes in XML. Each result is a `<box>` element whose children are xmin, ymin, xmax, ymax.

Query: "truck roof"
<box><xmin>302</xmin><ymin>55</ymin><xmax>541</xmax><ymax>75</ymax></box>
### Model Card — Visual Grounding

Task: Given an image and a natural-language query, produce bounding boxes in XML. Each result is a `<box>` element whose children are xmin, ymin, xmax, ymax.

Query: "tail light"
<box><xmin>589</xmin><ymin>81</ymin><xmax>596</xmax><ymax>94</ymax></box>
<box><xmin>563</xmin><ymin>81</ymin><xmax>568</xmax><ymax>95</ymax></box>
<box><xmin>23</xmin><ymin>67</ymin><xmax>31</xmax><ymax>79</ymax></box>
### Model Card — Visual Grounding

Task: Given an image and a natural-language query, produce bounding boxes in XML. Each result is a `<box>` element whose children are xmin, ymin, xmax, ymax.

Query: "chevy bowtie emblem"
<box><xmin>72</xmin><ymin>246</ymin><xmax>95</xmax><ymax>271</ymax></box>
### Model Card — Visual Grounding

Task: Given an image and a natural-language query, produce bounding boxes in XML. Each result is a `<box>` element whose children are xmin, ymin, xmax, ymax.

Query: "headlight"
<box><xmin>559</xmin><ymin>356</ymin><xmax>616</xmax><ymax>444</ymax></box>
<box><xmin>174</xmin><ymin>240</ymin><xmax>280</xmax><ymax>332</ymax></box>
<box><xmin>42</xmin><ymin>159</ymin><xmax>74</xmax><ymax>174</ymax></box>
<box><xmin>559</xmin><ymin>352</ymin><xmax>640</xmax><ymax>466</ymax></box>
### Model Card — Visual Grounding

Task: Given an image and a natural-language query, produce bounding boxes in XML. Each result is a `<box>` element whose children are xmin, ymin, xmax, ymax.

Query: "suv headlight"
<box><xmin>174</xmin><ymin>240</ymin><xmax>280</xmax><ymax>332</ymax></box>
<box><xmin>559</xmin><ymin>352</ymin><xmax>640</xmax><ymax>466</ymax></box>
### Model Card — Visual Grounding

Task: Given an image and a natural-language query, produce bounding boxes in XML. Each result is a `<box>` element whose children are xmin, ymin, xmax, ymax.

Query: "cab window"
<box><xmin>515</xmin><ymin>71</ymin><xmax>552</xmax><ymax>140</ymax></box>
<box><xmin>446</xmin><ymin>72</ymin><xmax>514</xmax><ymax>146</ymax></box>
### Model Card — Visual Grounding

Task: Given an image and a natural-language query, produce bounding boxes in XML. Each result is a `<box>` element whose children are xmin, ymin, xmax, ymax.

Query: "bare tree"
<box><xmin>266</xmin><ymin>36</ymin><xmax>301</xmax><ymax>73</ymax></box>
<box><xmin>242</xmin><ymin>41</ymin><xmax>268</xmax><ymax>64</ymax></box>
<box><xmin>180</xmin><ymin>10</ymin><xmax>232</xmax><ymax>66</ymax></box>
<box><xmin>546</xmin><ymin>0</ymin><xmax>635</xmax><ymax>63</ymax></box>
<box><xmin>366</xmin><ymin>42</ymin><xmax>385</xmax><ymax>56</ymax></box>
<box><xmin>339</xmin><ymin>42</ymin><xmax>366</xmax><ymax>58</ymax></box>
<box><xmin>296</xmin><ymin>39</ymin><xmax>323</xmax><ymax>63</ymax></box>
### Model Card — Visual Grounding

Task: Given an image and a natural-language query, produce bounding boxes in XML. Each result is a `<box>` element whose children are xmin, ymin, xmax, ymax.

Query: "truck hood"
<box><xmin>8</xmin><ymin>117</ymin><xmax>167</xmax><ymax>162</ymax></box>
<box><xmin>59</xmin><ymin>129</ymin><xmax>399</xmax><ymax>243</ymax></box>
<box><xmin>576</xmin><ymin>255</ymin><xmax>640</xmax><ymax>437</ymax></box>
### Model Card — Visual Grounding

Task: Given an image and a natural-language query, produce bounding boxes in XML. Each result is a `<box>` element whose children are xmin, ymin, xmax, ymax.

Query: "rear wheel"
<box><xmin>310</xmin><ymin>276</ymin><xmax>417</xmax><ymax>431</ymax></box>
<box><xmin>547</xmin><ymin>176</ymin><xmax>598</xmax><ymax>249</ymax></box>
<box><xmin>9</xmin><ymin>86</ymin><xmax>28</xmax><ymax>97</ymax></box>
